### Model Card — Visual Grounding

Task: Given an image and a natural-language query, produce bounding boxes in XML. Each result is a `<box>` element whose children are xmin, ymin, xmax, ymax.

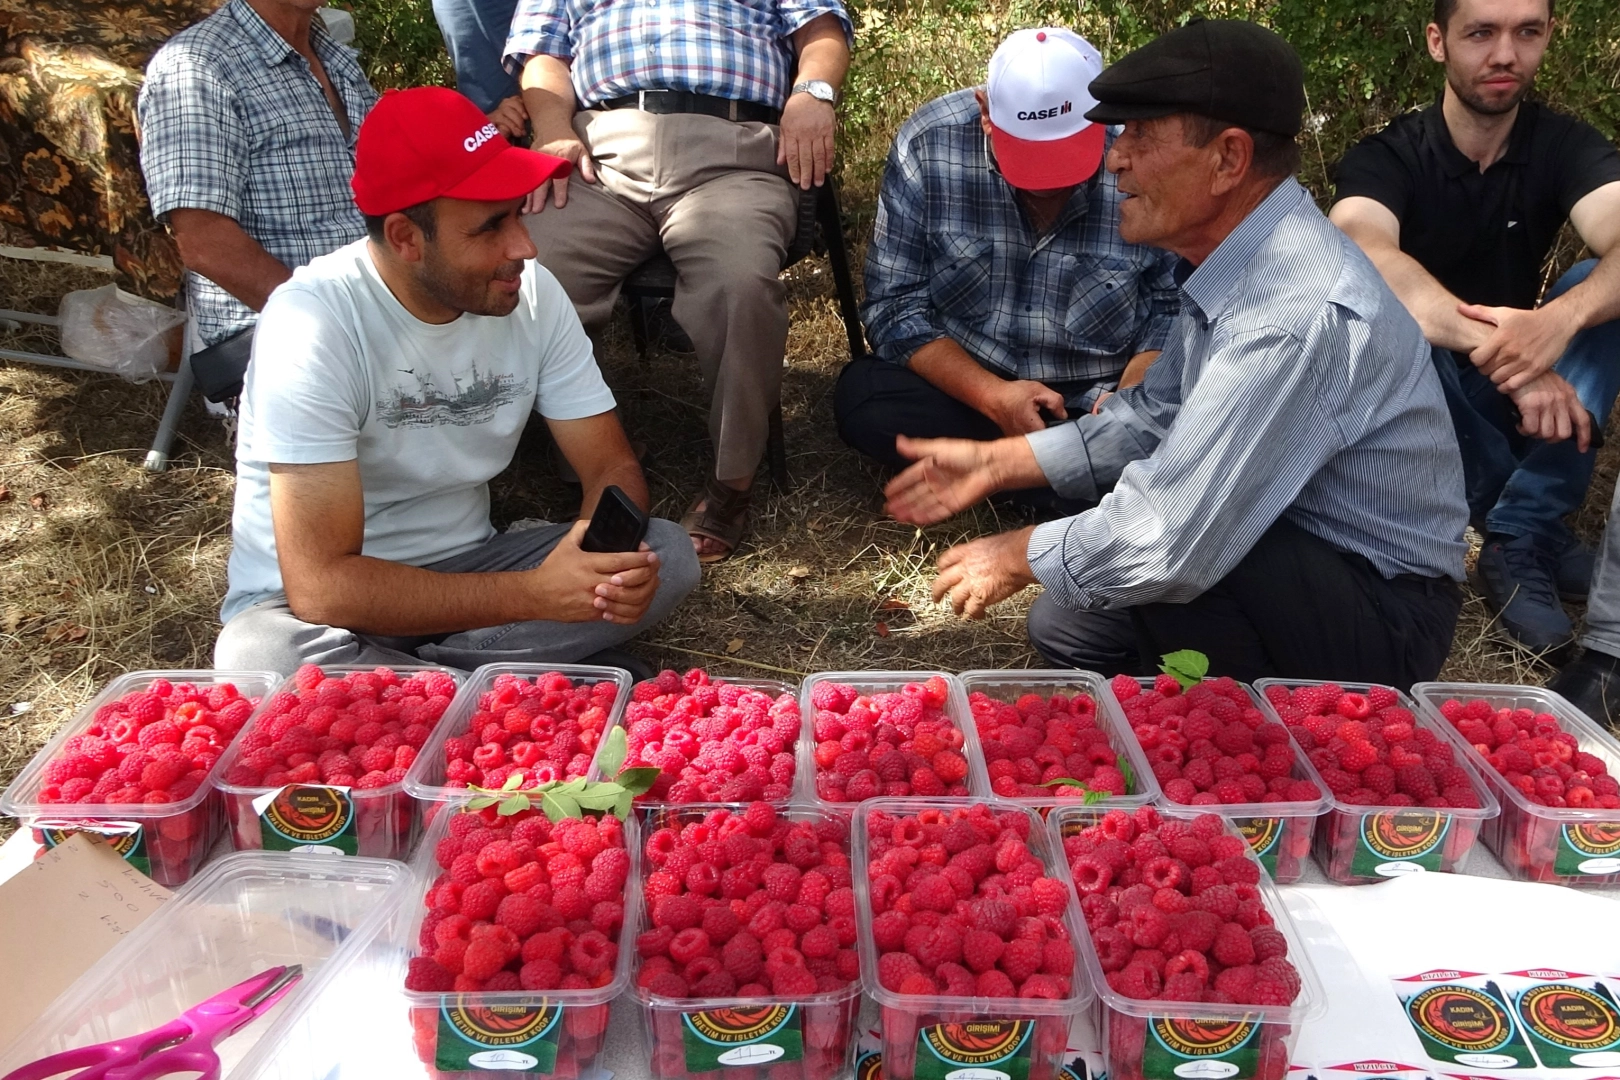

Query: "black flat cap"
<box><xmin>1085</xmin><ymin>19</ymin><xmax>1305</xmax><ymax>137</ymax></box>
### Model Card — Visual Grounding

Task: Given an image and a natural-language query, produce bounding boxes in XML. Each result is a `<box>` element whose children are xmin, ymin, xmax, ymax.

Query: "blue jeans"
<box><xmin>431</xmin><ymin>0</ymin><xmax>520</xmax><ymax>114</ymax></box>
<box><xmin>1428</xmin><ymin>259</ymin><xmax>1620</xmax><ymax>547</ymax></box>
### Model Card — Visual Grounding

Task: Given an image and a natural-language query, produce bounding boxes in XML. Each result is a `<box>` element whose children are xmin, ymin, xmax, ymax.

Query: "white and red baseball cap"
<box><xmin>352</xmin><ymin>87</ymin><xmax>570</xmax><ymax>215</ymax></box>
<box><xmin>986</xmin><ymin>28</ymin><xmax>1106</xmax><ymax>190</ymax></box>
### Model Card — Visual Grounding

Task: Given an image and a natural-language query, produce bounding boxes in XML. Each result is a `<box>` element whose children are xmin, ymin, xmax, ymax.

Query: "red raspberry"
<box><xmin>999</xmin><ymin>937</ymin><xmax>1043</xmax><ymax>984</ymax></box>
<box><xmin>461</xmin><ymin>937</ymin><xmax>508</xmax><ymax>981</ymax></box>
<box><xmin>494</xmin><ymin>893</ymin><xmax>545</xmax><ymax>938</ymax></box>
<box><xmin>1213</xmin><ymin>922</ymin><xmax>1256</xmax><ymax>966</ymax></box>
<box><xmin>405</xmin><ymin>957</ymin><xmax>456</xmax><ymax>991</ymax></box>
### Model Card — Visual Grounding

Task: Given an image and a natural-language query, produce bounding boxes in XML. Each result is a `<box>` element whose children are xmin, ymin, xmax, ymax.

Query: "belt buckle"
<box><xmin>638</xmin><ymin>89</ymin><xmax>647</xmax><ymax>111</ymax></box>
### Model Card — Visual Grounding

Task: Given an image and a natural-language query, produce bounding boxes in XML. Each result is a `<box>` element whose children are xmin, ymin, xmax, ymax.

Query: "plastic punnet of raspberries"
<box><xmin>1110</xmin><ymin>674</ymin><xmax>1320</xmax><ymax>809</ymax></box>
<box><xmin>632</xmin><ymin>802</ymin><xmax>858</xmax><ymax>1002</ymax></box>
<box><xmin>970</xmin><ymin>689</ymin><xmax>1133</xmax><ymax>800</ymax></box>
<box><xmin>405</xmin><ymin>805</ymin><xmax>631</xmax><ymax>998</ymax></box>
<box><xmin>1439</xmin><ymin>697</ymin><xmax>1620</xmax><ymax>810</ymax></box>
<box><xmin>439</xmin><ymin>671</ymin><xmax>620</xmax><ymax>791</ymax></box>
<box><xmin>1258</xmin><ymin>682</ymin><xmax>1480</xmax><ymax>810</ymax></box>
<box><xmin>221</xmin><ymin>665</ymin><xmax>454</xmax><ymax>792</ymax></box>
<box><xmin>620</xmin><ymin>669</ymin><xmax>800</xmax><ymax>803</ymax></box>
<box><xmin>861</xmin><ymin>802</ymin><xmax>1077</xmax><ymax>1000</ymax></box>
<box><xmin>37</xmin><ymin>677</ymin><xmax>262</xmax><ymax>807</ymax></box>
<box><xmin>809</xmin><ymin>677</ymin><xmax>971</xmax><ymax>802</ymax></box>
<box><xmin>1064</xmin><ymin>806</ymin><xmax>1303</xmax><ymax>1007</ymax></box>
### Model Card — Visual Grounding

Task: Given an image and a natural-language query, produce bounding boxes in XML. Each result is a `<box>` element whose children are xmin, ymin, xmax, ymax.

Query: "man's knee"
<box><xmin>833</xmin><ymin>358</ymin><xmax>900</xmax><ymax>464</ymax></box>
<box><xmin>213</xmin><ymin>602</ymin><xmax>352</xmax><ymax>677</ymax></box>
<box><xmin>1026</xmin><ymin>594</ymin><xmax>1139</xmax><ymax>674</ymax></box>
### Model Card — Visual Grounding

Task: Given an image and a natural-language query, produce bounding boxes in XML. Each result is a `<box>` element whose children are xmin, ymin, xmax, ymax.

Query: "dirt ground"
<box><xmin>1</xmin><ymin>235</ymin><xmax>1615</xmax><ymax>818</ymax></box>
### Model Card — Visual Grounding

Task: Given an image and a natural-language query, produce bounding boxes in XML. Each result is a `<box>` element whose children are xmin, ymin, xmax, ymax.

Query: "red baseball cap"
<box><xmin>352</xmin><ymin>87</ymin><xmax>570</xmax><ymax>215</ymax></box>
<box><xmin>986</xmin><ymin>29</ymin><xmax>1107</xmax><ymax>190</ymax></box>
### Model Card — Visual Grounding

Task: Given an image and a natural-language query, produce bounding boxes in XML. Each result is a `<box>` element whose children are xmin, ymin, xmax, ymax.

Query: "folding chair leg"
<box><xmin>767</xmin><ymin>403</ymin><xmax>788</xmax><ymax>491</ymax></box>
<box><xmin>628</xmin><ymin>297</ymin><xmax>651</xmax><ymax>358</ymax></box>
<box><xmin>143</xmin><ymin>360</ymin><xmax>194</xmax><ymax>473</ymax></box>
<box><xmin>817</xmin><ymin>183</ymin><xmax>866</xmax><ymax>360</ymax></box>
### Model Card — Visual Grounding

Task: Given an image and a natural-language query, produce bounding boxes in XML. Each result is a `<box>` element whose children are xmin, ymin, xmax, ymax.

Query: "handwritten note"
<box><xmin>0</xmin><ymin>832</ymin><xmax>172</xmax><ymax>1047</ymax></box>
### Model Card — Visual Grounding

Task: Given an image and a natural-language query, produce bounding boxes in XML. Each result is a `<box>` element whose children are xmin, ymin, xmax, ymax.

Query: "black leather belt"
<box><xmin>596</xmin><ymin>90</ymin><xmax>780</xmax><ymax>124</ymax></box>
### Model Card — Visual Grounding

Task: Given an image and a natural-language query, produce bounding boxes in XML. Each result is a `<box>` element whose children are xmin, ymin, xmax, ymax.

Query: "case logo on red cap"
<box><xmin>1017</xmin><ymin>101</ymin><xmax>1073</xmax><ymax>121</ymax></box>
<box><xmin>463</xmin><ymin>122</ymin><xmax>501</xmax><ymax>153</ymax></box>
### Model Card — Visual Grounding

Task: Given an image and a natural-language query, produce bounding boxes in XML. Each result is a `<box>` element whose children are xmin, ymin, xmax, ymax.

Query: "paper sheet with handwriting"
<box><xmin>0</xmin><ymin>832</ymin><xmax>171</xmax><ymax>1050</ymax></box>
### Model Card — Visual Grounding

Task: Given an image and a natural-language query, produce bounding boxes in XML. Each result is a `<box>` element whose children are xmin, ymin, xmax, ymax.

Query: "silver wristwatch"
<box><xmin>791</xmin><ymin>79</ymin><xmax>837</xmax><ymax>104</ymax></box>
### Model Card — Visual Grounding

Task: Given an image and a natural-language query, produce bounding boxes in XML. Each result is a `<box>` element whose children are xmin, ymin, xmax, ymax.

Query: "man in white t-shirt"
<box><xmin>213</xmin><ymin>86</ymin><xmax>699</xmax><ymax>675</ymax></box>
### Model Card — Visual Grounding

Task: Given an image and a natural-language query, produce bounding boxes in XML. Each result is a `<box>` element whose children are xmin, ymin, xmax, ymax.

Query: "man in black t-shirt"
<box><xmin>1330</xmin><ymin>0</ymin><xmax>1620</xmax><ymax>654</ymax></box>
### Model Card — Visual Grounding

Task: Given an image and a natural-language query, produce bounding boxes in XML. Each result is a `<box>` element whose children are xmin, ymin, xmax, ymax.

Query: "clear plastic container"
<box><xmin>631</xmin><ymin>804</ymin><xmax>862</xmax><ymax>1080</ymax></box>
<box><xmin>0</xmin><ymin>669</ymin><xmax>280</xmax><ymax>886</ymax></box>
<box><xmin>1252</xmin><ymin>679</ymin><xmax>1500</xmax><ymax>885</ymax></box>
<box><xmin>599</xmin><ymin>676</ymin><xmax>801</xmax><ymax>809</ymax></box>
<box><xmin>797</xmin><ymin>671</ymin><xmax>991</xmax><ymax>807</ymax></box>
<box><xmin>1048</xmin><ymin>804</ymin><xmax>1327</xmax><ymax>1080</ymax></box>
<box><xmin>0</xmin><ymin>850</ymin><xmax>414</xmax><ymax>1077</ymax></box>
<box><xmin>852</xmin><ymin>797</ymin><xmax>1092</xmax><ymax>1080</ymax></box>
<box><xmin>404</xmin><ymin>663</ymin><xmax>633</xmax><ymax>830</ymax></box>
<box><xmin>215</xmin><ymin>664</ymin><xmax>464</xmax><ymax>861</ymax></box>
<box><xmin>399</xmin><ymin>803</ymin><xmax>640</xmax><ymax>1078</ymax></box>
<box><xmin>1110</xmin><ymin>676</ymin><xmax>1329</xmax><ymax>884</ymax></box>
<box><xmin>1411</xmin><ymin>681</ymin><xmax>1620</xmax><ymax>887</ymax></box>
<box><xmin>959</xmin><ymin>669</ymin><xmax>1161</xmax><ymax>814</ymax></box>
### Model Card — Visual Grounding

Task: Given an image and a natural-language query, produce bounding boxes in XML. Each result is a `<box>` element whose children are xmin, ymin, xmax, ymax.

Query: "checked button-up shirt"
<box><xmin>138</xmin><ymin>0</ymin><xmax>377</xmax><ymax>348</ymax></box>
<box><xmin>504</xmin><ymin>0</ymin><xmax>853</xmax><ymax>110</ymax></box>
<box><xmin>862</xmin><ymin>90</ymin><xmax>1180</xmax><ymax>395</ymax></box>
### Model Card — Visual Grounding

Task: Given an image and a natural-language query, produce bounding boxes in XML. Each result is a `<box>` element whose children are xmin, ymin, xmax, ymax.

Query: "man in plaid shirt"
<box><xmin>507</xmin><ymin>0</ymin><xmax>852</xmax><ymax>563</ymax></box>
<box><xmin>838</xmin><ymin>29</ymin><xmax>1179</xmax><ymax>482</ymax></box>
<box><xmin>138</xmin><ymin>0</ymin><xmax>378</xmax><ymax>352</ymax></box>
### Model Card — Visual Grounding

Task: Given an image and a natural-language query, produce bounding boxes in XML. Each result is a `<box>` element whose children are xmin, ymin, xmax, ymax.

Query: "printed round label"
<box><xmin>1516</xmin><ymin>984</ymin><xmax>1620</xmax><ymax>1049</ymax></box>
<box><xmin>264</xmin><ymin>786</ymin><xmax>351</xmax><ymax>843</ymax></box>
<box><xmin>1453</xmin><ymin>1053</ymin><xmax>1517</xmax><ymax>1069</ymax></box>
<box><xmin>467</xmin><ymin>1050</ymin><xmax>540</xmax><ymax>1070</ymax></box>
<box><xmin>718</xmin><ymin>1045</ymin><xmax>786</xmax><ymax>1065</ymax></box>
<box><xmin>1407</xmin><ymin>986</ymin><xmax>1514</xmax><ymax>1053</ymax></box>
<box><xmin>1374</xmin><ymin>861</ymin><xmax>1426</xmax><ymax>877</ymax></box>
<box><xmin>1172</xmin><ymin>1062</ymin><xmax>1240</xmax><ymax>1078</ymax></box>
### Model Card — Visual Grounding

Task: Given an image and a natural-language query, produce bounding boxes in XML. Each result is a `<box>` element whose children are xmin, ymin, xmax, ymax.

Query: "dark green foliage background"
<box><xmin>339</xmin><ymin>0</ymin><xmax>1618</xmax><ymax>211</ymax></box>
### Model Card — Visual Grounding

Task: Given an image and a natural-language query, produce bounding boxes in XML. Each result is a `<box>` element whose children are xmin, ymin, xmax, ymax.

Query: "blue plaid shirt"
<box><xmin>138</xmin><ymin>0</ymin><xmax>377</xmax><ymax>348</ymax></box>
<box><xmin>863</xmin><ymin>90</ymin><xmax>1180</xmax><ymax>390</ymax></box>
<box><xmin>503</xmin><ymin>0</ymin><xmax>852</xmax><ymax>109</ymax></box>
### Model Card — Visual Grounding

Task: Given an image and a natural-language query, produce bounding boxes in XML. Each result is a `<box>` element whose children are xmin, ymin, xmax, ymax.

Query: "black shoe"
<box><xmin>581</xmin><ymin>647</ymin><xmax>656</xmax><ymax>684</ymax></box>
<box><xmin>1476</xmin><ymin>532</ymin><xmax>1575</xmax><ymax>651</ymax></box>
<box><xmin>1555</xmin><ymin>534</ymin><xmax>1595</xmax><ymax>602</ymax></box>
<box><xmin>1547</xmin><ymin>648</ymin><xmax>1620</xmax><ymax>730</ymax></box>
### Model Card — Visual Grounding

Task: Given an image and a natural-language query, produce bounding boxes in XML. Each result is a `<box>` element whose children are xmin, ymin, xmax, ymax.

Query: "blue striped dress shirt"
<box><xmin>1023</xmin><ymin>178</ymin><xmax>1469</xmax><ymax>612</ymax></box>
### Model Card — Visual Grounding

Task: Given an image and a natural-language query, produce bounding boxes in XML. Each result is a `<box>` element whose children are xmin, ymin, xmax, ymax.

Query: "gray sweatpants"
<box><xmin>1584</xmin><ymin>483</ymin><xmax>1620</xmax><ymax>658</ymax></box>
<box><xmin>213</xmin><ymin>518</ymin><xmax>700</xmax><ymax>676</ymax></box>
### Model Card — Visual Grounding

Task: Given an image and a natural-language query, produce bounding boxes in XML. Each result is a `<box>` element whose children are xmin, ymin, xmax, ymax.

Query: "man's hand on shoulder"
<box><xmin>1461</xmin><ymin>302</ymin><xmax>1576</xmax><ymax>390</ymax></box>
<box><xmin>1508</xmin><ymin>370</ymin><xmax>1593</xmax><ymax>452</ymax></box>
<box><xmin>525</xmin><ymin>519</ymin><xmax>661</xmax><ymax>624</ymax></box>
<box><xmin>778</xmin><ymin>92</ymin><xmax>836</xmax><ymax>190</ymax></box>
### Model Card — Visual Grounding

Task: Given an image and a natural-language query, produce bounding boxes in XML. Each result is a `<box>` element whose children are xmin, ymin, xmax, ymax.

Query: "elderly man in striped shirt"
<box><xmin>506</xmin><ymin>0</ymin><xmax>852</xmax><ymax>564</ymax></box>
<box><xmin>884</xmin><ymin>19</ymin><xmax>1471</xmax><ymax>686</ymax></box>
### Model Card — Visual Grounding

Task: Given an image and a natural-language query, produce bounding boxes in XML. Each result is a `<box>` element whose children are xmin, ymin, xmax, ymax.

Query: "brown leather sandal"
<box><xmin>681</xmin><ymin>475</ymin><xmax>751</xmax><ymax>564</ymax></box>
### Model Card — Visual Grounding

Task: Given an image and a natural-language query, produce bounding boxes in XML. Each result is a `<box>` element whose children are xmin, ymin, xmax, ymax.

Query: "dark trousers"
<box><xmin>833</xmin><ymin>354</ymin><xmax>1097</xmax><ymax>515</ymax></box>
<box><xmin>1027</xmin><ymin>518</ymin><xmax>1463</xmax><ymax>688</ymax></box>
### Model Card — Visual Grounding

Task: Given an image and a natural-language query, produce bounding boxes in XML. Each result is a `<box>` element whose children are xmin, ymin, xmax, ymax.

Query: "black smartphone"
<box><xmin>580</xmin><ymin>485</ymin><xmax>650</xmax><ymax>553</ymax></box>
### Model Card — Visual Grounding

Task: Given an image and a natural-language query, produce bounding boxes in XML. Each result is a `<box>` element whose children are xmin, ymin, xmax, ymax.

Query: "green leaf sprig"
<box><xmin>1159</xmin><ymin>649</ymin><xmax>1210</xmax><ymax>690</ymax></box>
<box><xmin>1040</xmin><ymin>753</ymin><xmax>1137</xmax><ymax>803</ymax></box>
<box><xmin>465</xmin><ymin>726</ymin><xmax>660</xmax><ymax>821</ymax></box>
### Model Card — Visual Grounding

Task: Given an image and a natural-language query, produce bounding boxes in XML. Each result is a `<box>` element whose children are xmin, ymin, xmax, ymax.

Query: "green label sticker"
<box><xmin>1399</xmin><ymin>981</ymin><xmax>1536</xmax><ymax>1069</ymax></box>
<box><xmin>1513</xmin><ymin>980</ymin><xmax>1620</xmax><ymax>1069</ymax></box>
<box><xmin>1139</xmin><ymin>1016</ymin><xmax>1260</xmax><ymax>1080</ymax></box>
<box><xmin>1233</xmin><ymin>817</ymin><xmax>1282</xmax><ymax>876</ymax></box>
<box><xmin>38</xmin><ymin>821</ymin><xmax>149</xmax><ymax>875</ymax></box>
<box><xmin>914</xmin><ymin>1019</ymin><xmax>1033</xmax><ymax>1080</ymax></box>
<box><xmin>1553</xmin><ymin>821</ymin><xmax>1620</xmax><ymax>876</ymax></box>
<box><xmin>682</xmin><ymin>1004</ymin><xmax>803</xmax><ymax>1070</ymax></box>
<box><xmin>436</xmin><ymin>1002</ymin><xmax>561</xmax><ymax>1073</ymax></box>
<box><xmin>1350</xmin><ymin>811</ymin><xmax>1450</xmax><ymax>877</ymax></box>
<box><xmin>252</xmin><ymin>785</ymin><xmax>357</xmax><ymax>854</ymax></box>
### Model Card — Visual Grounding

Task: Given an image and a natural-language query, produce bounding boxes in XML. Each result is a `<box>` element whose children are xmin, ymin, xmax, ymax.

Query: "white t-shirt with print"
<box><xmin>221</xmin><ymin>239</ymin><xmax>616</xmax><ymax>622</ymax></box>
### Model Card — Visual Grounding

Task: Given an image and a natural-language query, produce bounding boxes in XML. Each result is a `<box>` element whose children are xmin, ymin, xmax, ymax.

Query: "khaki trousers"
<box><xmin>526</xmin><ymin>109</ymin><xmax>800</xmax><ymax>481</ymax></box>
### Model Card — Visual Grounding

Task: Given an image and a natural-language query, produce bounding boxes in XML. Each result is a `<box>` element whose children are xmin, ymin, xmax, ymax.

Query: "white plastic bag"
<box><xmin>58</xmin><ymin>284</ymin><xmax>186</xmax><ymax>382</ymax></box>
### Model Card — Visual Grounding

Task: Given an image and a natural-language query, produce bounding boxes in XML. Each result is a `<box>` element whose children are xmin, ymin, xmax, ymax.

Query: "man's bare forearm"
<box><xmin>285</xmin><ymin>555</ymin><xmax>548</xmax><ymax>637</ymax></box>
<box><xmin>168</xmin><ymin>208</ymin><xmax>291</xmax><ymax>312</ymax></box>
<box><xmin>580</xmin><ymin>459</ymin><xmax>649</xmax><ymax>517</ymax></box>
<box><xmin>791</xmin><ymin>14</ymin><xmax>850</xmax><ymax>89</ymax></box>
<box><xmin>520</xmin><ymin>54</ymin><xmax>580</xmax><ymax>144</ymax></box>
<box><xmin>1542</xmin><ymin>250</ymin><xmax>1620</xmax><ymax>336</ymax></box>
<box><xmin>909</xmin><ymin>338</ymin><xmax>1005</xmax><ymax>414</ymax></box>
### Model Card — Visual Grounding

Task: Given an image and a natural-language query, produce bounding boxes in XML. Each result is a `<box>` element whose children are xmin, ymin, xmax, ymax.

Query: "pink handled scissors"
<box><xmin>3</xmin><ymin>965</ymin><xmax>303</xmax><ymax>1080</ymax></box>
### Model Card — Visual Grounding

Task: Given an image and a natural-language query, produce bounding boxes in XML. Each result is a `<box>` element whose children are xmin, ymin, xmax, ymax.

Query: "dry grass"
<box><xmin>3</xmin><ymin>234</ymin><xmax>1618</xmax><ymax>838</ymax></box>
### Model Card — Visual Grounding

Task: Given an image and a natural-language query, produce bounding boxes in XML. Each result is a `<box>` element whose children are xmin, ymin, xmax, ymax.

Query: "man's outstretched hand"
<box><xmin>932</xmin><ymin>527</ymin><xmax>1038</xmax><ymax>619</ymax></box>
<box><xmin>884</xmin><ymin>434</ymin><xmax>1045</xmax><ymax>526</ymax></box>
